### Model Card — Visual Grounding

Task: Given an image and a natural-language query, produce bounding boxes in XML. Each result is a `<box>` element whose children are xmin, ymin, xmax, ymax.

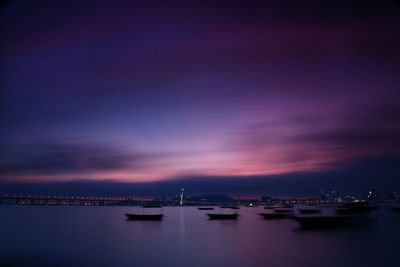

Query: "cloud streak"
<box><xmin>1</xmin><ymin>0</ymin><xmax>400</xmax><ymax>190</ymax></box>
<box><xmin>0</xmin><ymin>141</ymin><xmax>152</xmax><ymax>176</ymax></box>
<box><xmin>230</xmin><ymin>103</ymin><xmax>400</xmax><ymax>174</ymax></box>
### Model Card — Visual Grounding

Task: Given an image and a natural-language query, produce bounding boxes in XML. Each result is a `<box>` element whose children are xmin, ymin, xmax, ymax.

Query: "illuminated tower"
<box><xmin>180</xmin><ymin>188</ymin><xmax>184</xmax><ymax>205</ymax></box>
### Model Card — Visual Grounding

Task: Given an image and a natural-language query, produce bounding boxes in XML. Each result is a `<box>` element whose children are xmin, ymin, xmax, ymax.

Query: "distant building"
<box><xmin>261</xmin><ymin>196</ymin><xmax>272</xmax><ymax>204</ymax></box>
<box><xmin>367</xmin><ymin>188</ymin><xmax>378</xmax><ymax>201</ymax></box>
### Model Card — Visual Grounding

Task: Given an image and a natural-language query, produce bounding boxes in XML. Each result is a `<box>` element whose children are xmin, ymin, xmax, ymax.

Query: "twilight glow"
<box><xmin>1</xmin><ymin>1</ymin><xmax>400</xmax><ymax>191</ymax></box>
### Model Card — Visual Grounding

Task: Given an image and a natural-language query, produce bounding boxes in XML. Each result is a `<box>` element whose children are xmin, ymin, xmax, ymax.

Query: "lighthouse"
<box><xmin>179</xmin><ymin>188</ymin><xmax>184</xmax><ymax>205</ymax></box>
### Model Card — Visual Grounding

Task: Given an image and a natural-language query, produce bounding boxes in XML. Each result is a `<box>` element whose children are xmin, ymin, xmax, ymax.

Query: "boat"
<box><xmin>220</xmin><ymin>206</ymin><xmax>240</xmax><ymax>210</ymax></box>
<box><xmin>125</xmin><ymin>205</ymin><xmax>163</xmax><ymax>221</ymax></box>
<box><xmin>142</xmin><ymin>205</ymin><xmax>162</xmax><ymax>208</ymax></box>
<box><xmin>273</xmin><ymin>208</ymin><xmax>292</xmax><ymax>214</ymax></box>
<box><xmin>207</xmin><ymin>213</ymin><xmax>239</xmax><ymax>220</ymax></box>
<box><xmin>198</xmin><ymin>207</ymin><xmax>215</xmax><ymax>210</ymax></box>
<box><xmin>282</xmin><ymin>204</ymin><xmax>294</xmax><ymax>208</ymax></box>
<box><xmin>260</xmin><ymin>213</ymin><xmax>290</xmax><ymax>219</ymax></box>
<box><xmin>292</xmin><ymin>216</ymin><xmax>375</xmax><ymax>229</ymax></box>
<box><xmin>298</xmin><ymin>208</ymin><xmax>321</xmax><ymax>215</ymax></box>
<box><xmin>125</xmin><ymin>213</ymin><xmax>163</xmax><ymax>221</ymax></box>
<box><xmin>391</xmin><ymin>207</ymin><xmax>400</xmax><ymax>213</ymax></box>
<box><xmin>336</xmin><ymin>204</ymin><xmax>378</xmax><ymax>215</ymax></box>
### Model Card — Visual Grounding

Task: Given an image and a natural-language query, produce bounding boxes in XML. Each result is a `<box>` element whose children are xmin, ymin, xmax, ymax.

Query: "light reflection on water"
<box><xmin>0</xmin><ymin>205</ymin><xmax>399</xmax><ymax>267</ymax></box>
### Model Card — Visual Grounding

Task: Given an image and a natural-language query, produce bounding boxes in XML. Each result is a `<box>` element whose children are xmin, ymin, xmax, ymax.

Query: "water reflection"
<box><xmin>179</xmin><ymin>206</ymin><xmax>185</xmax><ymax>249</ymax></box>
<box><xmin>0</xmin><ymin>205</ymin><xmax>399</xmax><ymax>267</ymax></box>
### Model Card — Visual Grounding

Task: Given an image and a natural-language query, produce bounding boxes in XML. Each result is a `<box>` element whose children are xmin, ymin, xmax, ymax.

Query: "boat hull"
<box><xmin>273</xmin><ymin>209</ymin><xmax>292</xmax><ymax>214</ymax></box>
<box><xmin>336</xmin><ymin>206</ymin><xmax>378</xmax><ymax>215</ymax></box>
<box><xmin>198</xmin><ymin>207</ymin><xmax>215</xmax><ymax>210</ymax></box>
<box><xmin>263</xmin><ymin>206</ymin><xmax>274</xmax><ymax>210</ymax></box>
<box><xmin>207</xmin><ymin>213</ymin><xmax>238</xmax><ymax>220</ymax></box>
<box><xmin>293</xmin><ymin>216</ymin><xmax>375</xmax><ymax>229</ymax></box>
<box><xmin>298</xmin><ymin>209</ymin><xmax>321</xmax><ymax>215</ymax></box>
<box><xmin>260</xmin><ymin>213</ymin><xmax>290</xmax><ymax>219</ymax></box>
<box><xmin>220</xmin><ymin>206</ymin><xmax>240</xmax><ymax>210</ymax></box>
<box><xmin>391</xmin><ymin>207</ymin><xmax>400</xmax><ymax>213</ymax></box>
<box><xmin>125</xmin><ymin>213</ymin><xmax>163</xmax><ymax>221</ymax></box>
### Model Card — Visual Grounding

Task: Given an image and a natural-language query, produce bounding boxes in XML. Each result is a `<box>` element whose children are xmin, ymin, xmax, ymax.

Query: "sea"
<box><xmin>0</xmin><ymin>205</ymin><xmax>399</xmax><ymax>267</ymax></box>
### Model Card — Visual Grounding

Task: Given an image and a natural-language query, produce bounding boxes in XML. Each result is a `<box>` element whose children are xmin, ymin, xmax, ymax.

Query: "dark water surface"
<box><xmin>1</xmin><ymin>205</ymin><xmax>399</xmax><ymax>267</ymax></box>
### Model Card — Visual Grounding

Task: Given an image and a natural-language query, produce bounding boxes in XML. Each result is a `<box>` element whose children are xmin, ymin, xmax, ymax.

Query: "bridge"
<box><xmin>0</xmin><ymin>195</ymin><xmax>159</xmax><ymax>206</ymax></box>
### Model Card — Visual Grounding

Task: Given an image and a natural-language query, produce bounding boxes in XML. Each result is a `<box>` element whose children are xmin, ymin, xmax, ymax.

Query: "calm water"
<box><xmin>0</xmin><ymin>205</ymin><xmax>399</xmax><ymax>267</ymax></box>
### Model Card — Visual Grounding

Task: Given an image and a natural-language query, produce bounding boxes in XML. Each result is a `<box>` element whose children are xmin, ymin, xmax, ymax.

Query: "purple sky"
<box><xmin>1</xmin><ymin>1</ymin><xmax>400</xmax><ymax>193</ymax></box>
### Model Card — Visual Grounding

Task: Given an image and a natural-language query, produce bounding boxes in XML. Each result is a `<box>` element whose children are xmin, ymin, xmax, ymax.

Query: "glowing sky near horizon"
<box><xmin>1</xmin><ymin>1</ymin><xmax>400</xmax><ymax>183</ymax></box>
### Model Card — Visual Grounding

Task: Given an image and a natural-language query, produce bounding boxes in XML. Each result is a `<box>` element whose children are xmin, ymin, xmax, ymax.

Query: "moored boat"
<box><xmin>125</xmin><ymin>213</ymin><xmax>163</xmax><ymax>221</ymax></box>
<box><xmin>207</xmin><ymin>213</ymin><xmax>239</xmax><ymax>220</ymax></box>
<box><xmin>293</xmin><ymin>215</ymin><xmax>375</xmax><ymax>229</ymax></box>
<box><xmin>260</xmin><ymin>213</ymin><xmax>290</xmax><ymax>219</ymax></box>
<box><xmin>273</xmin><ymin>208</ymin><xmax>292</xmax><ymax>214</ymax></box>
<box><xmin>125</xmin><ymin>205</ymin><xmax>164</xmax><ymax>221</ymax></box>
<box><xmin>298</xmin><ymin>208</ymin><xmax>321</xmax><ymax>215</ymax></box>
<box><xmin>220</xmin><ymin>206</ymin><xmax>240</xmax><ymax>210</ymax></box>
<box><xmin>336</xmin><ymin>205</ymin><xmax>378</xmax><ymax>215</ymax></box>
<box><xmin>282</xmin><ymin>204</ymin><xmax>294</xmax><ymax>208</ymax></box>
<box><xmin>391</xmin><ymin>207</ymin><xmax>400</xmax><ymax>213</ymax></box>
<box><xmin>142</xmin><ymin>205</ymin><xmax>162</xmax><ymax>208</ymax></box>
<box><xmin>198</xmin><ymin>207</ymin><xmax>215</xmax><ymax>210</ymax></box>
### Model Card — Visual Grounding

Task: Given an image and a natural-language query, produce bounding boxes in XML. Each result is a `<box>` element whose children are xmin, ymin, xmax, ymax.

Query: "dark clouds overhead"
<box><xmin>1</xmin><ymin>0</ymin><xmax>400</xmax><ymax>194</ymax></box>
<box><xmin>0</xmin><ymin>141</ymin><xmax>152</xmax><ymax>176</ymax></box>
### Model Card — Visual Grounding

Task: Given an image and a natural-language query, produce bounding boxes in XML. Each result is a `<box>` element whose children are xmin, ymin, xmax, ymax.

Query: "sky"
<box><xmin>1</xmin><ymin>0</ymin><xmax>400</xmax><ymax>195</ymax></box>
